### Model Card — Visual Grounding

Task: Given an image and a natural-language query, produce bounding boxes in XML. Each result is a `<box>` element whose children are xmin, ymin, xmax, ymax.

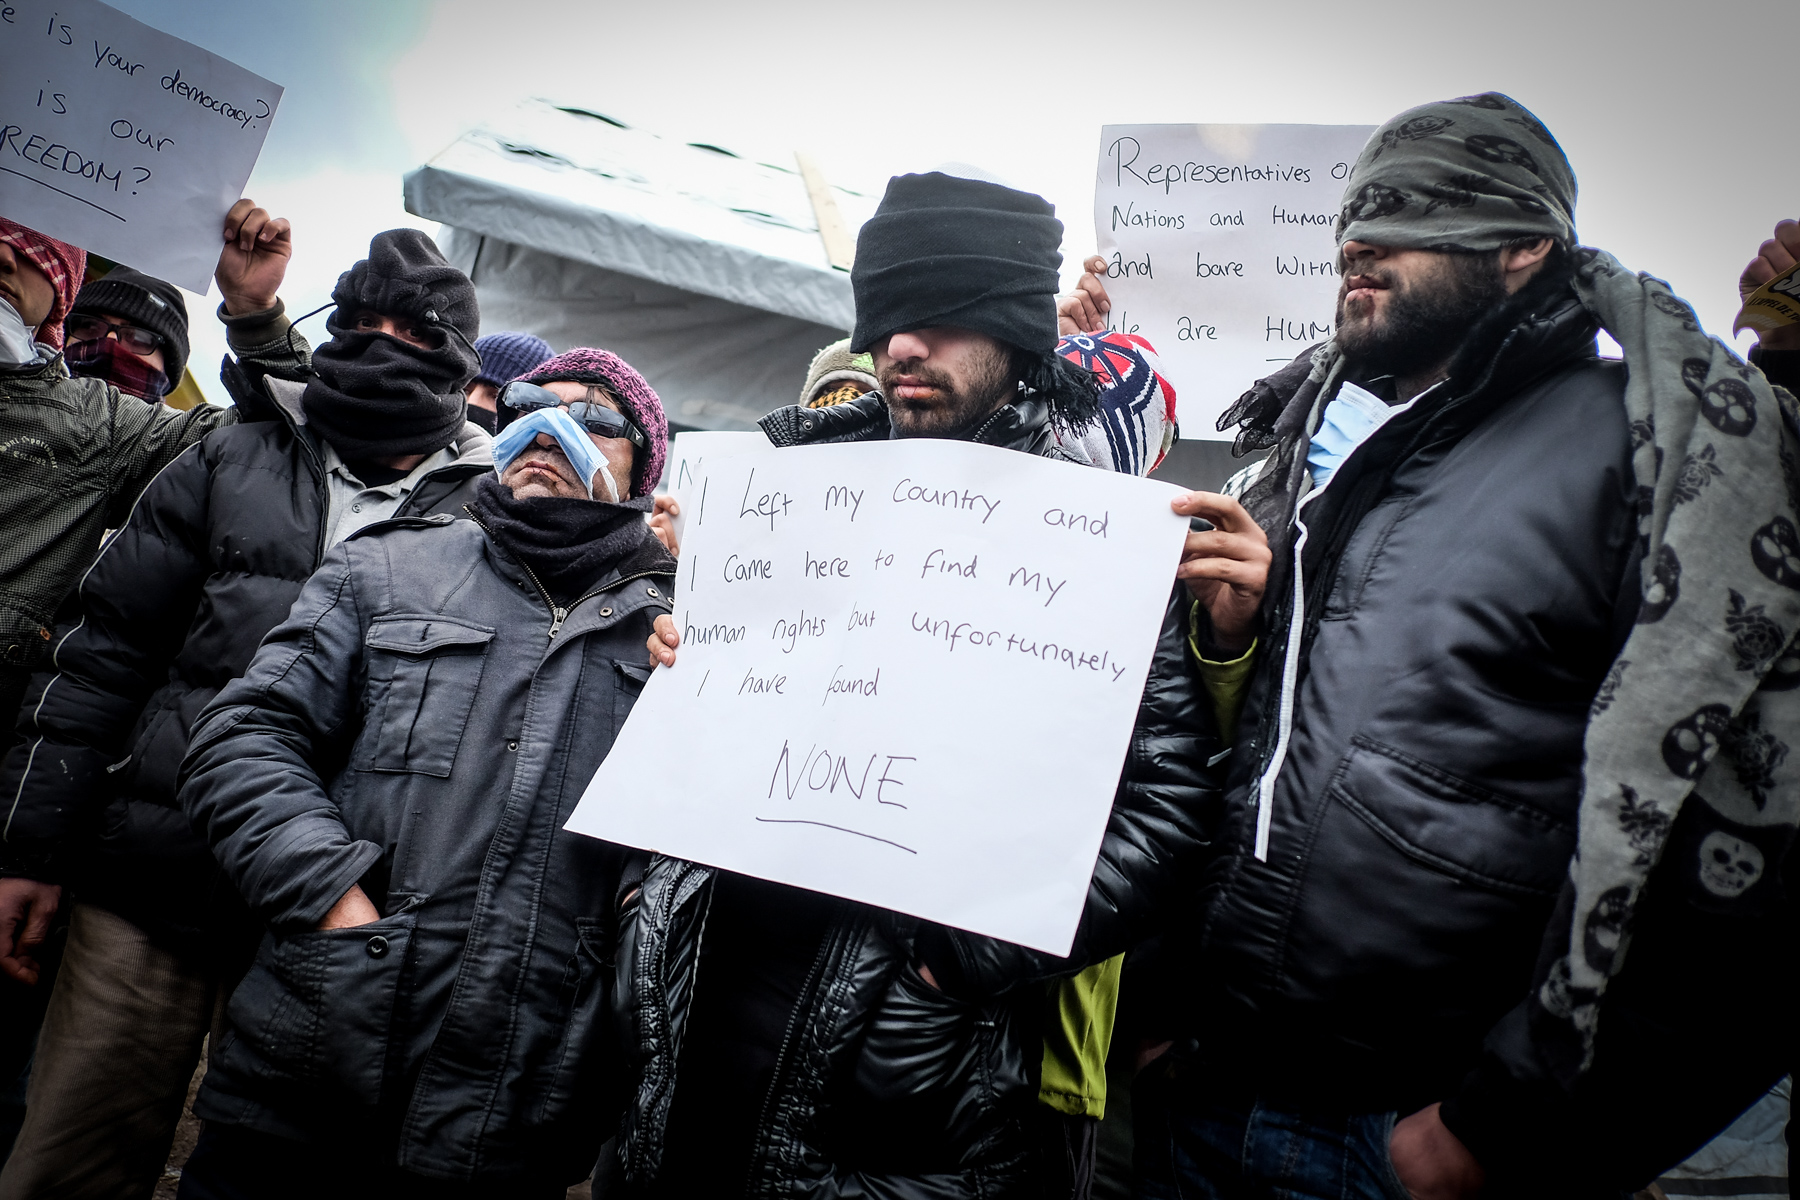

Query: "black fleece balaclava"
<box><xmin>302</xmin><ymin>228</ymin><xmax>481</xmax><ymax>460</ymax></box>
<box><xmin>850</xmin><ymin>171</ymin><xmax>1099</xmax><ymax>433</ymax></box>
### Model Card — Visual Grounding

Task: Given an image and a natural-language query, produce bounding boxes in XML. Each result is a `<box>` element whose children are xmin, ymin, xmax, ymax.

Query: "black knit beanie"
<box><xmin>301</xmin><ymin>229</ymin><xmax>482</xmax><ymax>460</ymax></box>
<box><xmin>851</xmin><ymin>172</ymin><xmax>1099</xmax><ymax>433</ymax></box>
<box><xmin>68</xmin><ymin>266</ymin><xmax>189</xmax><ymax>381</ymax></box>
<box><xmin>327</xmin><ymin>227</ymin><xmax>479</xmax><ymax>344</ymax></box>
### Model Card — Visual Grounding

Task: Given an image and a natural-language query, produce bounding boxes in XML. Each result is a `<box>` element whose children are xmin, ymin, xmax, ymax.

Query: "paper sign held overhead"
<box><xmin>0</xmin><ymin>0</ymin><xmax>282</xmax><ymax>292</ymax></box>
<box><xmin>1094</xmin><ymin>123</ymin><xmax>1375</xmax><ymax>440</ymax></box>
<box><xmin>569</xmin><ymin>439</ymin><xmax>1189</xmax><ymax>956</ymax></box>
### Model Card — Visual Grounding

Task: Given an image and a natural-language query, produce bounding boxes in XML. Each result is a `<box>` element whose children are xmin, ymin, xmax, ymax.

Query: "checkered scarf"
<box><xmin>0</xmin><ymin>218</ymin><xmax>86</xmax><ymax>350</ymax></box>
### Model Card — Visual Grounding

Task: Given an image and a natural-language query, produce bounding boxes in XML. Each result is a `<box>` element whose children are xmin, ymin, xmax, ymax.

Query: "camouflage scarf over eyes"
<box><xmin>1336</xmin><ymin>94</ymin><xmax>1800</xmax><ymax>1080</ymax></box>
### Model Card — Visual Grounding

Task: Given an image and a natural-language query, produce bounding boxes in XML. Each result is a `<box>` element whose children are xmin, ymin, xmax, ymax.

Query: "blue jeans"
<box><xmin>1134</xmin><ymin>1073</ymin><xmax>1412</xmax><ymax>1200</ymax></box>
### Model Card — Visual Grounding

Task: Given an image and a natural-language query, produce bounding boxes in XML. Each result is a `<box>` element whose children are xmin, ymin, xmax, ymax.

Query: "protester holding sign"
<box><xmin>1063</xmin><ymin>94</ymin><xmax>1800</xmax><ymax>1198</ymax></box>
<box><xmin>173</xmin><ymin>347</ymin><xmax>673</xmax><ymax>1198</ymax></box>
<box><xmin>0</xmin><ymin>214</ymin><xmax>496</xmax><ymax>1200</ymax></box>
<box><xmin>622</xmin><ymin>169</ymin><xmax>1257</xmax><ymax>1200</ymax></box>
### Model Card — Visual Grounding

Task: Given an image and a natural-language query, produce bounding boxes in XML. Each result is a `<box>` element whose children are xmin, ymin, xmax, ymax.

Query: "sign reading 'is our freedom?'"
<box><xmin>1095</xmin><ymin>124</ymin><xmax>1375</xmax><ymax>439</ymax></box>
<box><xmin>0</xmin><ymin>0</ymin><xmax>281</xmax><ymax>292</ymax></box>
<box><xmin>568</xmin><ymin>439</ymin><xmax>1190</xmax><ymax>956</ymax></box>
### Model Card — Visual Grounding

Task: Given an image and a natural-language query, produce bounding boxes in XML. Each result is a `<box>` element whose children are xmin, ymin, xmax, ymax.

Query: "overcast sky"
<box><xmin>110</xmin><ymin>0</ymin><xmax>1799</xmax><ymax>404</ymax></box>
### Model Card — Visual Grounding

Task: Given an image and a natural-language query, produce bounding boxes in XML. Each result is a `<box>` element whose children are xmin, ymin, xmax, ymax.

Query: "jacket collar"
<box><xmin>758</xmin><ymin>389</ymin><xmax>1058</xmax><ymax>456</ymax></box>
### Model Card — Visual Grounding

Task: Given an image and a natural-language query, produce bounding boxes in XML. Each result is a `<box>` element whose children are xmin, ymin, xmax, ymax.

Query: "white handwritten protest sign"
<box><xmin>660</xmin><ymin>429</ymin><xmax>768</xmax><ymax>551</ymax></box>
<box><xmin>1095</xmin><ymin>124</ymin><xmax>1375</xmax><ymax>439</ymax></box>
<box><xmin>570</xmin><ymin>439</ymin><xmax>1188</xmax><ymax>955</ymax></box>
<box><xmin>0</xmin><ymin>0</ymin><xmax>281</xmax><ymax>292</ymax></box>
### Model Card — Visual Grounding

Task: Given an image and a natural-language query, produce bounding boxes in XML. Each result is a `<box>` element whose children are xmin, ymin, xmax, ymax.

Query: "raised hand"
<box><xmin>1057</xmin><ymin>255</ymin><xmax>1112</xmax><ymax>336</ymax></box>
<box><xmin>216</xmin><ymin>198</ymin><xmax>293</xmax><ymax>316</ymax></box>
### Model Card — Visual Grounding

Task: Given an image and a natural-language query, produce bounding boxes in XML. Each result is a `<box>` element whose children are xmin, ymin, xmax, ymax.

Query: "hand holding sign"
<box><xmin>215</xmin><ymin>197</ymin><xmax>290</xmax><ymax>315</ymax></box>
<box><xmin>0</xmin><ymin>0</ymin><xmax>282</xmax><ymax>291</ymax></box>
<box><xmin>1737</xmin><ymin>218</ymin><xmax>1800</xmax><ymax>350</ymax></box>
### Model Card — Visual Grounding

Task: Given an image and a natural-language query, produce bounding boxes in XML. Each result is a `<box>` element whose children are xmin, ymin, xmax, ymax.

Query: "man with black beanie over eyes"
<box><xmin>0</xmin><ymin>208</ymin><xmax>491</xmax><ymax>1200</ymax></box>
<box><xmin>758</xmin><ymin>167</ymin><xmax>1104</xmax><ymax>450</ymax></box>
<box><xmin>630</xmin><ymin>167</ymin><xmax>1247</xmax><ymax>1200</ymax></box>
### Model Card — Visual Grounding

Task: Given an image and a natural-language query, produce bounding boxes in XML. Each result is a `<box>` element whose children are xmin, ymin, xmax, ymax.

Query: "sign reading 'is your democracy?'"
<box><xmin>0</xmin><ymin>0</ymin><xmax>282</xmax><ymax>292</ymax></box>
<box><xmin>1095</xmin><ymin>124</ymin><xmax>1375</xmax><ymax>439</ymax></box>
<box><xmin>568</xmin><ymin>438</ymin><xmax>1190</xmax><ymax>956</ymax></box>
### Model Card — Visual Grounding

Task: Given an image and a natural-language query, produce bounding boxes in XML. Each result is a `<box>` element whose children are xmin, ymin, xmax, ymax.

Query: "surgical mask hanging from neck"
<box><xmin>491</xmin><ymin>405</ymin><xmax>623</xmax><ymax>502</ymax></box>
<box><xmin>0</xmin><ymin>296</ymin><xmax>41</xmax><ymax>365</ymax></box>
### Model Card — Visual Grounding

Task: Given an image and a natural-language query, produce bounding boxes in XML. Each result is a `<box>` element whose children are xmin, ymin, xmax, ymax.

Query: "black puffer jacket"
<box><xmin>1177</xmin><ymin>281</ymin><xmax>1639</xmax><ymax>1108</ymax></box>
<box><xmin>179</xmin><ymin>517</ymin><xmax>673</xmax><ymax>1185</ymax></box>
<box><xmin>612</xmin><ymin>393</ymin><xmax>1217</xmax><ymax>1199</ymax></box>
<box><xmin>0</xmin><ymin>335</ymin><xmax>492</xmax><ymax>958</ymax></box>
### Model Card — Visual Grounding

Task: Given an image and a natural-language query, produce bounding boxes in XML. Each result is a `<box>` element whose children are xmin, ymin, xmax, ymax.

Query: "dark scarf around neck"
<box><xmin>466</xmin><ymin>475</ymin><xmax>671</xmax><ymax>605</ymax></box>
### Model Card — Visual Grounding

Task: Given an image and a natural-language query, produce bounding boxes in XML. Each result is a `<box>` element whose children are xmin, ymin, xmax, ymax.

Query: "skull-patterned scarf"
<box><xmin>1321</xmin><ymin>93</ymin><xmax>1800</xmax><ymax>1077</ymax></box>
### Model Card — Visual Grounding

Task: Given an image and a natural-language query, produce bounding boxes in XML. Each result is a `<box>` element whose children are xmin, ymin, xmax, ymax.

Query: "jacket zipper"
<box><xmin>1247</xmin><ymin>383</ymin><xmax>1434</xmax><ymax>861</ymax></box>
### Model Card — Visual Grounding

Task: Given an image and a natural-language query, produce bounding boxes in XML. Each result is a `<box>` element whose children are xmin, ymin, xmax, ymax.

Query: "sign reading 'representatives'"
<box><xmin>0</xmin><ymin>0</ymin><xmax>281</xmax><ymax>292</ymax></box>
<box><xmin>1094</xmin><ymin>123</ymin><xmax>1375</xmax><ymax>440</ymax></box>
<box><xmin>568</xmin><ymin>438</ymin><xmax>1190</xmax><ymax>956</ymax></box>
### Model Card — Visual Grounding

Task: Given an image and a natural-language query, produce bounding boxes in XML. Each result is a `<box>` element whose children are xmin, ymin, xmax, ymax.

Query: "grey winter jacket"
<box><xmin>0</xmin><ymin>351</ymin><xmax>236</xmax><ymax>674</ymax></box>
<box><xmin>179</xmin><ymin>514</ymin><xmax>674</xmax><ymax>1186</ymax></box>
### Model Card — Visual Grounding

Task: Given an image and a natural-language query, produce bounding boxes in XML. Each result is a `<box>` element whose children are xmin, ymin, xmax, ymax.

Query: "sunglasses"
<box><xmin>500</xmin><ymin>380</ymin><xmax>647</xmax><ymax>449</ymax></box>
<box><xmin>65</xmin><ymin>315</ymin><xmax>165</xmax><ymax>357</ymax></box>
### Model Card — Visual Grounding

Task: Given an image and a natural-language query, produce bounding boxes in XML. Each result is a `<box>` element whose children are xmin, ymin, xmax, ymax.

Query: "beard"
<box><xmin>880</xmin><ymin>340</ymin><xmax>1016</xmax><ymax>439</ymax></box>
<box><xmin>1335</xmin><ymin>252</ymin><xmax>1507</xmax><ymax>379</ymax></box>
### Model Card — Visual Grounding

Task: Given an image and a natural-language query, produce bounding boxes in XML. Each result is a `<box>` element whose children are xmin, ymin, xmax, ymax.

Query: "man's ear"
<box><xmin>1499</xmin><ymin>239</ymin><xmax>1555</xmax><ymax>293</ymax></box>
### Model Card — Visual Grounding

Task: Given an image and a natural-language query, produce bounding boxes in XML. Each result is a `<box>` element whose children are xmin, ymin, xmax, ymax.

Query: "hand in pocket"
<box><xmin>318</xmin><ymin>884</ymin><xmax>380</xmax><ymax>930</ymax></box>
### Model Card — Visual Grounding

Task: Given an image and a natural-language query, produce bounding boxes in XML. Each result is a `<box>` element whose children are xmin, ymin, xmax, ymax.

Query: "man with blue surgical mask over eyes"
<box><xmin>172</xmin><ymin>346</ymin><xmax>673</xmax><ymax>1199</ymax></box>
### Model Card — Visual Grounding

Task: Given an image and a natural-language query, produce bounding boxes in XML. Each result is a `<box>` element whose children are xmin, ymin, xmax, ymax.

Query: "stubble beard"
<box><xmin>881</xmin><ymin>343</ymin><xmax>1017</xmax><ymax>440</ymax></box>
<box><xmin>1335</xmin><ymin>253</ymin><xmax>1507</xmax><ymax>380</ymax></box>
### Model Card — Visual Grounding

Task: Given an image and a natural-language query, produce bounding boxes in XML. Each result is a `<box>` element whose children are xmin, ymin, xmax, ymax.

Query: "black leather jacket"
<box><xmin>612</xmin><ymin>393</ymin><xmax>1218</xmax><ymax>1199</ymax></box>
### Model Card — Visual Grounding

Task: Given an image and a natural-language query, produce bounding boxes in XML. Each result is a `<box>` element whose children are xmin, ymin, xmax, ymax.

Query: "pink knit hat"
<box><xmin>520</xmin><ymin>348</ymin><xmax>668</xmax><ymax>498</ymax></box>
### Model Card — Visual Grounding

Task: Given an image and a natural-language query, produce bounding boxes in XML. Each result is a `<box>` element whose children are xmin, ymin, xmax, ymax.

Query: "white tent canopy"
<box><xmin>404</xmin><ymin>101</ymin><xmax>873</xmax><ymax>431</ymax></box>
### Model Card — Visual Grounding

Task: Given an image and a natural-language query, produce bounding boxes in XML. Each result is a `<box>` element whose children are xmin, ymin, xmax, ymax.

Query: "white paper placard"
<box><xmin>0</xmin><ymin>0</ymin><xmax>282</xmax><ymax>291</ymax></box>
<box><xmin>1094</xmin><ymin>123</ymin><xmax>1375</xmax><ymax>440</ymax></box>
<box><xmin>660</xmin><ymin>429</ymin><xmax>769</xmax><ymax>552</ymax></box>
<box><xmin>569</xmin><ymin>439</ymin><xmax>1189</xmax><ymax>955</ymax></box>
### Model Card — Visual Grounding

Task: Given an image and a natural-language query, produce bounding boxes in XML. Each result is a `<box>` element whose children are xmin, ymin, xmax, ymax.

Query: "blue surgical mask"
<box><xmin>1307</xmin><ymin>381</ymin><xmax>1397</xmax><ymax>489</ymax></box>
<box><xmin>491</xmin><ymin>405</ymin><xmax>620</xmax><ymax>501</ymax></box>
<box><xmin>0</xmin><ymin>296</ymin><xmax>41</xmax><ymax>365</ymax></box>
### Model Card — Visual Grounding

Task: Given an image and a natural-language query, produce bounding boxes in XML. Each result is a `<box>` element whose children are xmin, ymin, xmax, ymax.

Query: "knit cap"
<box><xmin>69</xmin><ymin>266</ymin><xmax>190</xmax><ymax>381</ymax></box>
<box><xmin>328</xmin><ymin>228</ymin><xmax>479</xmax><ymax>347</ymax></box>
<box><xmin>473</xmin><ymin>331</ymin><xmax>554</xmax><ymax>387</ymax></box>
<box><xmin>520</xmin><ymin>348</ymin><xmax>668</xmax><ymax>498</ymax></box>
<box><xmin>850</xmin><ymin>171</ymin><xmax>1099</xmax><ymax>434</ymax></box>
<box><xmin>799</xmin><ymin>338</ymin><xmax>878</xmax><ymax>407</ymax></box>
<box><xmin>0</xmin><ymin>217</ymin><xmax>86</xmax><ymax>350</ymax></box>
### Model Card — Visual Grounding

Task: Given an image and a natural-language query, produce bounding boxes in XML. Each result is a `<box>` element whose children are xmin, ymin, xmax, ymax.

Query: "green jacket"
<box><xmin>0</xmin><ymin>354</ymin><xmax>237</xmax><ymax>672</ymax></box>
